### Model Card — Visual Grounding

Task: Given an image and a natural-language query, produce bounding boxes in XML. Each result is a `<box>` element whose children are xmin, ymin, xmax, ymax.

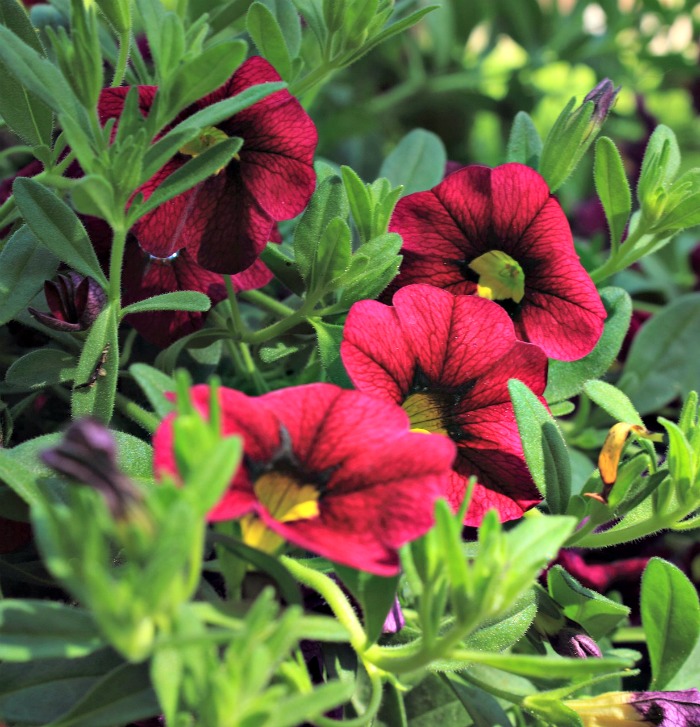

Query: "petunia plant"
<box><xmin>0</xmin><ymin>0</ymin><xmax>699</xmax><ymax>725</ymax></box>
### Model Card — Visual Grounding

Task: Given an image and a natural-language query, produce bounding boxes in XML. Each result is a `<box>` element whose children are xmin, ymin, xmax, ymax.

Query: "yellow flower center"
<box><xmin>468</xmin><ymin>250</ymin><xmax>525</xmax><ymax>303</ymax></box>
<box><xmin>241</xmin><ymin>471</ymin><xmax>320</xmax><ymax>553</ymax></box>
<box><xmin>402</xmin><ymin>392</ymin><xmax>449</xmax><ymax>436</ymax></box>
<box><xmin>178</xmin><ymin>126</ymin><xmax>237</xmax><ymax>172</ymax></box>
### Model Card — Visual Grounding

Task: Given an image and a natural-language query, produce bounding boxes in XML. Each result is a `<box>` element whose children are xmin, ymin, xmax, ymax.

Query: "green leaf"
<box><xmin>129</xmin><ymin>364</ymin><xmax>175</xmax><ymax>419</ymax></box>
<box><xmin>509</xmin><ymin>379</ymin><xmax>571</xmax><ymax>513</ymax></box>
<box><xmin>0</xmin><ymin>600</ymin><xmax>104</xmax><ymax>661</ymax></box>
<box><xmin>71</xmin><ymin>305</ymin><xmax>119</xmax><ymax>423</ymax></box>
<box><xmin>3</xmin><ymin>430</ymin><xmax>154</xmax><ymax>488</ymax></box>
<box><xmin>121</xmin><ymin>291</ymin><xmax>211</xmax><ymax>317</ymax></box>
<box><xmin>506</xmin><ymin>111</ymin><xmax>542</xmax><ymax>168</ymax></box>
<box><xmin>260</xmin><ymin>243</ymin><xmax>306</xmax><ymax>296</ymax></box>
<box><xmin>70</xmin><ymin>175</ymin><xmax>116</xmax><ymax>223</ymax></box>
<box><xmin>637</xmin><ymin>125</ymin><xmax>680</xmax><ymax>212</ymax></box>
<box><xmin>341</xmin><ymin>165</ymin><xmax>373</xmax><ymax>241</ymax></box>
<box><xmin>13</xmin><ymin>178</ymin><xmax>107</xmax><ymax>288</ymax></box>
<box><xmin>309</xmin><ymin>319</ymin><xmax>352</xmax><ymax>388</ymax></box>
<box><xmin>548</xmin><ymin>566</ymin><xmax>630</xmax><ymax>640</ymax></box>
<box><xmin>379</xmin><ymin>129</ymin><xmax>446</xmax><ymax>196</ymax></box>
<box><xmin>463</xmin><ymin>589</ymin><xmax>538</xmax><ymax>653</ymax></box>
<box><xmin>501</xmin><ymin>516</ymin><xmax>576</xmax><ymax>603</ymax></box>
<box><xmin>619</xmin><ymin>293</ymin><xmax>700</xmax><ymax>415</ymax></box>
<box><xmin>444</xmin><ymin>676</ymin><xmax>512</xmax><ymax>727</ymax></box>
<box><xmin>0</xmin><ymin>448</ymin><xmax>43</xmax><ymax>507</ymax></box>
<box><xmin>47</xmin><ymin>660</ymin><xmax>160</xmax><ymax>727</ymax></box>
<box><xmin>594</xmin><ymin>137</ymin><xmax>631</xmax><ymax>250</ymax></box>
<box><xmin>546</xmin><ymin>287</ymin><xmax>632</xmax><ymax>403</ymax></box>
<box><xmin>311</xmin><ymin>217</ymin><xmax>352</xmax><ymax>291</ymax></box>
<box><xmin>0</xmin><ymin>24</ymin><xmax>83</xmax><ymax>124</ymax></box>
<box><xmin>335</xmin><ymin>564</ymin><xmax>399</xmax><ymax>645</ymax></box>
<box><xmin>0</xmin><ymin>0</ymin><xmax>53</xmax><ymax>147</ymax></box>
<box><xmin>582</xmin><ymin>380</ymin><xmax>643</xmax><ymax>426</ymax></box>
<box><xmin>657</xmin><ymin>418</ymin><xmax>694</xmax><ymax>498</ymax></box>
<box><xmin>293</xmin><ymin>175</ymin><xmax>348</xmax><ymax>282</ymax></box>
<box><xmin>166</xmin><ymin>40</ymin><xmax>247</xmax><ymax>122</ymax></box>
<box><xmin>5</xmin><ymin>349</ymin><xmax>77</xmax><ymax>391</ymax></box>
<box><xmin>261</xmin><ymin>0</ymin><xmax>302</xmax><ymax>56</ymax></box>
<box><xmin>338</xmin><ymin>232</ymin><xmax>402</xmax><ymax>305</ymax></box>
<box><xmin>130</xmin><ymin>137</ymin><xmax>243</xmax><ymax>224</ymax></box>
<box><xmin>0</xmin><ymin>225</ymin><xmax>58</xmax><ymax>326</ymax></box>
<box><xmin>247</xmin><ymin>3</ymin><xmax>293</xmax><ymax>81</ymax></box>
<box><xmin>641</xmin><ymin>557</ymin><xmax>700</xmax><ymax>689</ymax></box>
<box><xmin>154</xmin><ymin>329</ymin><xmax>228</xmax><ymax>374</ymax></box>
<box><xmin>453</xmin><ymin>651</ymin><xmax>633</xmax><ymax>680</ymax></box>
<box><xmin>0</xmin><ymin>649</ymin><xmax>127</xmax><ymax>725</ymax></box>
<box><xmin>346</xmin><ymin>7</ymin><xmax>438</xmax><ymax>65</ymax></box>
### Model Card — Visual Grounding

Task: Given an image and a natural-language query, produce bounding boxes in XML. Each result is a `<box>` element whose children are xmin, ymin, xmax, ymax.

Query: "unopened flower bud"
<box><xmin>29</xmin><ymin>272</ymin><xmax>106</xmax><ymax>332</ymax></box>
<box><xmin>539</xmin><ymin>78</ymin><xmax>620</xmax><ymax>191</ymax></box>
<box><xmin>583</xmin><ymin>78</ymin><xmax>620</xmax><ymax>130</ymax></box>
<box><xmin>41</xmin><ymin>418</ymin><xmax>142</xmax><ymax>519</ymax></box>
<box><xmin>552</xmin><ymin>626</ymin><xmax>602</xmax><ymax>659</ymax></box>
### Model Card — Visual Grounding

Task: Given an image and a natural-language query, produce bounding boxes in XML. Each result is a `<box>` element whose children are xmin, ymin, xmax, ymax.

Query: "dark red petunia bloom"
<box><xmin>341</xmin><ymin>284</ymin><xmax>548</xmax><ymax>526</ymax></box>
<box><xmin>387</xmin><ymin>163</ymin><xmax>606</xmax><ymax>361</ymax></box>
<box><xmin>98</xmin><ymin>56</ymin><xmax>317</xmax><ymax>274</ymax></box>
<box><xmin>86</xmin><ymin>217</ymin><xmax>274</xmax><ymax>348</ymax></box>
<box><xmin>153</xmin><ymin>383</ymin><xmax>456</xmax><ymax>576</ymax></box>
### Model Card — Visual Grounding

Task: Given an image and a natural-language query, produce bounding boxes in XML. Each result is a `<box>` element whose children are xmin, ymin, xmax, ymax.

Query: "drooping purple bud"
<box><xmin>29</xmin><ymin>272</ymin><xmax>106</xmax><ymax>332</ymax></box>
<box><xmin>552</xmin><ymin>627</ymin><xmax>602</xmax><ymax>659</ymax></box>
<box><xmin>41</xmin><ymin>418</ymin><xmax>142</xmax><ymax>518</ymax></box>
<box><xmin>582</xmin><ymin>78</ymin><xmax>620</xmax><ymax>128</ymax></box>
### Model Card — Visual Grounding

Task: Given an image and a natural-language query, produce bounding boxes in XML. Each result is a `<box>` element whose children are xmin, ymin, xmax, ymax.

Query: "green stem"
<box><xmin>114</xmin><ymin>392</ymin><xmax>160</xmax><ymax>433</ymax></box>
<box><xmin>108</xmin><ymin>222</ymin><xmax>128</xmax><ymax>314</ymax></box>
<box><xmin>574</xmin><ymin>517</ymin><xmax>671</xmax><ymax>548</ymax></box>
<box><xmin>244</xmin><ymin>293</ymin><xmax>323</xmax><ymax>345</ymax></box>
<box><xmin>240</xmin><ymin>289</ymin><xmax>295</xmax><ymax>318</ymax></box>
<box><xmin>111</xmin><ymin>31</ymin><xmax>132</xmax><ymax>87</ymax></box>
<box><xmin>280</xmin><ymin>556</ymin><xmax>367</xmax><ymax>652</ymax></box>
<box><xmin>224</xmin><ymin>275</ymin><xmax>248</xmax><ymax>340</ymax></box>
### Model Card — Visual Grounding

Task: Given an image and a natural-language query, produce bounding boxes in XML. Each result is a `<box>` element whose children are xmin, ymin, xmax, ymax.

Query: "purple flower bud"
<box><xmin>382</xmin><ymin>597</ymin><xmax>405</xmax><ymax>634</ymax></box>
<box><xmin>29</xmin><ymin>272</ymin><xmax>106</xmax><ymax>332</ymax></box>
<box><xmin>583</xmin><ymin>78</ymin><xmax>620</xmax><ymax>128</ymax></box>
<box><xmin>552</xmin><ymin>627</ymin><xmax>602</xmax><ymax>659</ymax></box>
<box><xmin>41</xmin><ymin>418</ymin><xmax>141</xmax><ymax>518</ymax></box>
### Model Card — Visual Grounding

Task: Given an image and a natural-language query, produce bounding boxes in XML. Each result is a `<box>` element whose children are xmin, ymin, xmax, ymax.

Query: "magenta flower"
<box><xmin>153</xmin><ymin>383</ymin><xmax>456</xmax><ymax>576</ymax></box>
<box><xmin>387</xmin><ymin>163</ymin><xmax>606</xmax><ymax>361</ymax></box>
<box><xmin>98</xmin><ymin>56</ymin><xmax>317</xmax><ymax>274</ymax></box>
<box><xmin>341</xmin><ymin>284</ymin><xmax>548</xmax><ymax>525</ymax></box>
<box><xmin>28</xmin><ymin>272</ymin><xmax>106</xmax><ymax>332</ymax></box>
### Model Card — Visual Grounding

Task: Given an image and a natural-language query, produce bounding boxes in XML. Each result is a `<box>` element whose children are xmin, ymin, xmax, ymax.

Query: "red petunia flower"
<box><xmin>341</xmin><ymin>284</ymin><xmax>548</xmax><ymax>526</ymax></box>
<box><xmin>387</xmin><ymin>163</ymin><xmax>606</xmax><ymax>361</ymax></box>
<box><xmin>153</xmin><ymin>383</ymin><xmax>456</xmax><ymax>576</ymax></box>
<box><xmin>98</xmin><ymin>56</ymin><xmax>317</xmax><ymax>274</ymax></box>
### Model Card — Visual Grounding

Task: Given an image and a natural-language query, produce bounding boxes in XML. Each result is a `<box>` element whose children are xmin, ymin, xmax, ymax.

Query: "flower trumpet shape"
<box><xmin>153</xmin><ymin>383</ymin><xmax>456</xmax><ymax>576</ymax></box>
<box><xmin>98</xmin><ymin>56</ymin><xmax>317</xmax><ymax>274</ymax></box>
<box><xmin>341</xmin><ymin>284</ymin><xmax>548</xmax><ymax>525</ymax></box>
<box><xmin>387</xmin><ymin>163</ymin><xmax>606</xmax><ymax>361</ymax></box>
